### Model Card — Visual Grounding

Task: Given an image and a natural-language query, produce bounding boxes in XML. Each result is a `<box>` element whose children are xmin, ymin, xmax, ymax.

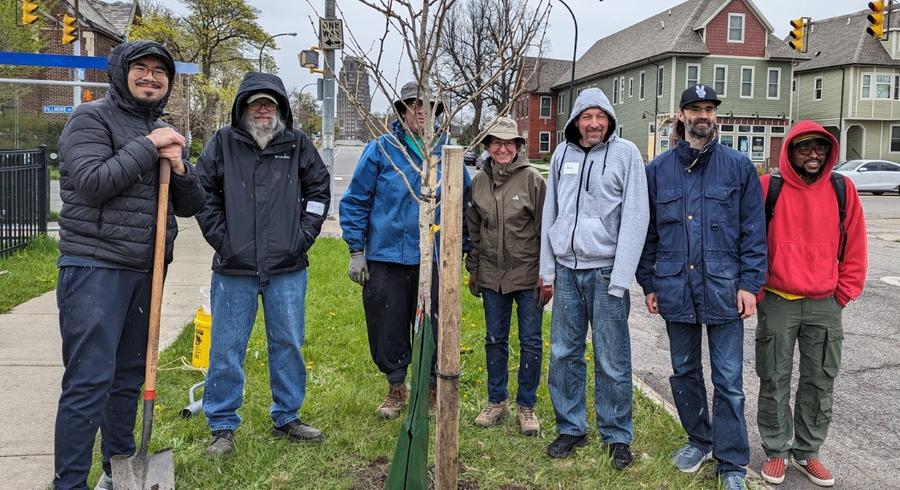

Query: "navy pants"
<box><xmin>54</xmin><ymin>266</ymin><xmax>151</xmax><ymax>490</ymax></box>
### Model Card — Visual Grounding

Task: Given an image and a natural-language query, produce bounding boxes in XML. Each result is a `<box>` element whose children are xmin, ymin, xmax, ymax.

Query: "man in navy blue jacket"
<box><xmin>637</xmin><ymin>84</ymin><xmax>766</xmax><ymax>490</ymax></box>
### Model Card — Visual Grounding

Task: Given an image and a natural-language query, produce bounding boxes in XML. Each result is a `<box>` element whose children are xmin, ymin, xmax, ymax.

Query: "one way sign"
<box><xmin>319</xmin><ymin>18</ymin><xmax>343</xmax><ymax>50</ymax></box>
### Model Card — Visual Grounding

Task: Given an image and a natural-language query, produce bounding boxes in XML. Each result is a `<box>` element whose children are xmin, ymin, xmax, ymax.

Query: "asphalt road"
<box><xmin>630</xmin><ymin>194</ymin><xmax>900</xmax><ymax>488</ymax></box>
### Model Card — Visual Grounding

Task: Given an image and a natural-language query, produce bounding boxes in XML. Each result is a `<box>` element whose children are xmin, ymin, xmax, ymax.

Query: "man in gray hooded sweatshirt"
<box><xmin>539</xmin><ymin>88</ymin><xmax>649</xmax><ymax>467</ymax></box>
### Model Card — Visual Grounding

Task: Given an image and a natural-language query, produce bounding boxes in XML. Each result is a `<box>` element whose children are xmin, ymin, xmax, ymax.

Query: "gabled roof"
<box><xmin>793</xmin><ymin>9</ymin><xmax>900</xmax><ymax>72</ymax></box>
<box><xmin>552</xmin><ymin>0</ymin><xmax>798</xmax><ymax>89</ymax></box>
<box><xmin>693</xmin><ymin>0</ymin><xmax>773</xmax><ymax>33</ymax></box>
<box><xmin>64</xmin><ymin>0</ymin><xmax>133</xmax><ymax>41</ymax></box>
<box><xmin>86</xmin><ymin>0</ymin><xmax>139</xmax><ymax>38</ymax></box>
<box><xmin>521</xmin><ymin>56</ymin><xmax>572</xmax><ymax>93</ymax></box>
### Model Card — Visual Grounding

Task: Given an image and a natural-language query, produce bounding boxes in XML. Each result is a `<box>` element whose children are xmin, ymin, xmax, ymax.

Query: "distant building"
<box><xmin>336</xmin><ymin>56</ymin><xmax>372</xmax><ymax>142</ymax></box>
<box><xmin>513</xmin><ymin>56</ymin><xmax>572</xmax><ymax>159</ymax></box>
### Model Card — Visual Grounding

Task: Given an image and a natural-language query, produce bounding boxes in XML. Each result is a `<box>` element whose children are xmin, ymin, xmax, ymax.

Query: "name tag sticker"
<box><xmin>563</xmin><ymin>161</ymin><xmax>579</xmax><ymax>174</ymax></box>
<box><xmin>306</xmin><ymin>201</ymin><xmax>326</xmax><ymax>216</ymax></box>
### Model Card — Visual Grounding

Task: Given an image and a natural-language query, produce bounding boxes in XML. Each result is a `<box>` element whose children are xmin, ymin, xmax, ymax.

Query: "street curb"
<box><xmin>632</xmin><ymin>374</ymin><xmax>770</xmax><ymax>488</ymax></box>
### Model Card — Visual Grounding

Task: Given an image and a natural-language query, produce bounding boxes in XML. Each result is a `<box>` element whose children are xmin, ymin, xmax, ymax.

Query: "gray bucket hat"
<box><xmin>393</xmin><ymin>81</ymin><xmax>445</xmax><ymax>117</ymax></box>
<box><xmin>481</xmin><ymin>116</ymin><xmax>525</xmax><ymax>146</ymax></box>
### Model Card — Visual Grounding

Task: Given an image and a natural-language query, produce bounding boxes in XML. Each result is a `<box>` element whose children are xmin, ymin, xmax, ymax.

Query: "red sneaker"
<box><xmin>761</xmin><ymin>457</ymin><xmax>786</xmax><ymax>484</ymax></box>
<box><xmin>791</xmin><ymin>457</ymin><xmax>835</xmax><ymax>487</ymax></box>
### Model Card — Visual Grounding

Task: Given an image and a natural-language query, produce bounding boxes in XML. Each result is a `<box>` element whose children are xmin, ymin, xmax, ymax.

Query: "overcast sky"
<box><xmin>156</xmin><ymin>0</ymin><xmax>863</xmax><ymax>111</ymax></box>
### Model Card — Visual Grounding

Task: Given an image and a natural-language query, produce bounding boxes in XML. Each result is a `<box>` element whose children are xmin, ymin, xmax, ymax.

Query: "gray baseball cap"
<box><xmin>393</xmin><ymin>81</ymin><xmax>445</xmax><ymax>117</ymax></box>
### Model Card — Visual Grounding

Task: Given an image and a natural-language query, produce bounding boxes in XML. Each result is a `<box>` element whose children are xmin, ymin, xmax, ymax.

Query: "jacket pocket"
<box><xmin>572</xmin><ymin>217</ymin><xmax>615</xmax><ymax>259</ymax></box>
<box><xmin>769</xmin><ymin>242</ymin><xmax>837</xmax><ymax>296</ymax></box>
<box><xmin>653</xmin><ymin>261</ymin><xmax>685</xmax><ymax>316</ymax></box>
<box><xmin>705</xmin><ymin>261</ymin><xmax>739</xmax><ymax>317</ymax></box>
<box><xmin>822</xmin><ymin>326</ymin><xmax>843</xmax><ymax>378</ymax></box>
<box><xmin>703</xmin><ymin>185</ymin><xmax>738</xmax><ymax>222</ymax></box>
<box><xmin>548</xmin><ymin>216</ymin><xmax>573</xmax><ymax>257</ymax></box>
<box><xmin>656</xmin><ymin>187</ymin><xmax>683</xmax><ymax>224</ymax></box>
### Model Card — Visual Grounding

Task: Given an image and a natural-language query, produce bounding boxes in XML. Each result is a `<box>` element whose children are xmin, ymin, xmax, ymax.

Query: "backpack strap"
<box><xmin>831</xmin><ymin>173</ymin><xmax>848</xmax><ymax>262</ymax></box>
<box><xmin>765</xmin><ymin>174</ymin><xmax>784</xmax><ymax>229</ymax></box>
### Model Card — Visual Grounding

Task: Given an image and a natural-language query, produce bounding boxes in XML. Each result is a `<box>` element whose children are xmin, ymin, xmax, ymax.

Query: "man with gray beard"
<box><xmin>195</xmin><ymin>72</ymin><xmax>331</xmax><ymax>457</ymax></box>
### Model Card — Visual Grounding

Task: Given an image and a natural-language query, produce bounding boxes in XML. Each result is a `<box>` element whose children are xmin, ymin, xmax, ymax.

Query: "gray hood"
<box><xmin>564</xmin><ymin>88</ymin><xmax>618</xmax><ymax>145</ymax></box>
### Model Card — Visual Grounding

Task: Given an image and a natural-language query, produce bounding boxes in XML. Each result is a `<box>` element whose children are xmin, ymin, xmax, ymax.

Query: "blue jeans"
<box><xmin>204</xmin><ymin>269</ymin><xmax>309</xmax><ymax>431</ymax></box>
<box><xmin>666</xmin><ymin>320</ymin><xmax>749</xmax><ymax>476</ymax></box>
<box><xmin>548</xmin><ymin>264</ymin><xmax>633</xmax><ymax>444</ymax></box>
<box><xmin>482</xmin><ymin>288</ymin><xmax>543</xmax><ymax>407</ymax></box>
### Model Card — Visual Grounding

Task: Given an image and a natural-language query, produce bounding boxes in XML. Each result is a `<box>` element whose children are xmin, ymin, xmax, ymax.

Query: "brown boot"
<box><xmin>517</xmin><ymin>405</ymin><xmax>540</xmax><ymax>436</ymax></box>
<box><xmin>376</xmin><ymin>383</ymin><xmax>407</xmax><ymax>419</ymax></box>
<box><xmin>474</xmin><ymin>400</ymin><xmax>509</xmax><ymax>427</ymax></box>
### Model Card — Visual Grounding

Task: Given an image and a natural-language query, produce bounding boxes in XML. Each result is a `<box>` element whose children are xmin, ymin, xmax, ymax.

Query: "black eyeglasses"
<box><xmin>795</xmin><ymin>143</ymin><xmax>830</xmax><ymax>155</ymax></box>
<box><xmin>130</xmin><ymin>64</ymin><xmax>168</xmax><ymax>79</ymax></box>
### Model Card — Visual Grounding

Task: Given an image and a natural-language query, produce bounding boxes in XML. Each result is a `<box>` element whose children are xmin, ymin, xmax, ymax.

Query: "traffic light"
<box><xmin>22</xmin><ymin>0</ymin><xmax>39</xmax><ymax>25</ymax></box>
<box><xmin>788</xmin><ymin>18</ymin><xmax>806</xmax><ymax>52</ymax></box>
<box><xmin>867</xmin><ymin>1</ymin><xmax>886</xmax><ymax>39</ymax></box>
<box><xmin>61</xmin><ymin>14</ymin><xmax>77</xmax><ymax>44</ymax></box>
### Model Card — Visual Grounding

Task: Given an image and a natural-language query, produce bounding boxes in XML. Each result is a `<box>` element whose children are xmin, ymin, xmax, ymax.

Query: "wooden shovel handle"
<box><xmin>144</xmin><ymin>158</ymin><xmax>171</xmax><ymax>400</ymax></box>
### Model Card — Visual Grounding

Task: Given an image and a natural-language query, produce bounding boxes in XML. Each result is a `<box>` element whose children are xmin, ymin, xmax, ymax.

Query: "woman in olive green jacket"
<box><xmin>466</xmin><ymin>116</ymin><xmax>547</xmax><ymax>436</ymax></box>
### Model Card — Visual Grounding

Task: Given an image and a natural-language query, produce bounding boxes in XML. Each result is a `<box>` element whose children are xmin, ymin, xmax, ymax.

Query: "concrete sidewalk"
<box><xmin>0</xmin><ymin>216</ymin><xmax>343</xmax><ymax>489</ymax></box>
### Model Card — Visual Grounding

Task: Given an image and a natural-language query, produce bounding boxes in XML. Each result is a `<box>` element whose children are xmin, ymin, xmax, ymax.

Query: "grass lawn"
<box><xmin>0</xmin><ymin>235</ymin><xmax>58</xmax><ymax>313</ymax></box>
<box><xmin>91</xmin><ymin>238</ymin><xmax>729</xmax><ymax>489</ymax></box>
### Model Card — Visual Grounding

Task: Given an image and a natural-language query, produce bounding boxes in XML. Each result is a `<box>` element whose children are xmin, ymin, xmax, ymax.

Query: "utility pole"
<box><xmin>321</xmin><ymin>0</ymin><xmax>338</xmax><ymax>216</ymax></box>
<box><xmin>73</xmin><ymin>0</ymin><xmax>82</xmax><ymax>107</ymax></box>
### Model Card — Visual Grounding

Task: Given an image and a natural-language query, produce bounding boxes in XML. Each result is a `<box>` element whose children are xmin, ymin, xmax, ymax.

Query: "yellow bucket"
<box><xmin>191</xmin><ymin>307</ymin><xmax>212</xmax><ymax>369</ymax></box>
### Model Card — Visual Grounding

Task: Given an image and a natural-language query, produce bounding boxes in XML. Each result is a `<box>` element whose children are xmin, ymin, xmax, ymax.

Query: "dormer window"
<box><xmin>728</xmin><ymin>13</ymin><xmax>745</xmax><ymax>43</ymax></box>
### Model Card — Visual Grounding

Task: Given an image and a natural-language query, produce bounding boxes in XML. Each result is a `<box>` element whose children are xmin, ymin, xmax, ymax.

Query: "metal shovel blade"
<box><xmin>110</xmin><ymin>448</ymin><xmax>174</xmax><ymax>490</ymax></box>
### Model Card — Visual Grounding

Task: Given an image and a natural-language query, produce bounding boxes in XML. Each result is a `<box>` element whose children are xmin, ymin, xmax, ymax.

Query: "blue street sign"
<box><xmin>43</xmin><ymin>105</ymin><xmax>74</xmax><ymax>114</ymax></box>
<box><xmin>0</xmin><ymin>51</ymin><xmax>201</xmax><ymax>75</ymax></box>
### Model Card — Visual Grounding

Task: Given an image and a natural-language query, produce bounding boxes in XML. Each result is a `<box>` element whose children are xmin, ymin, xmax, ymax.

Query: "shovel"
<box><xmin>111</xmin><ymin>158</ymin><xmax>175</xmax><ymax>489</ymax></box>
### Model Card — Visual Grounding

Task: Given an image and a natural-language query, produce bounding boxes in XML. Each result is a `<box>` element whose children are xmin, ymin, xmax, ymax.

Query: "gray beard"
<box><xmin>244</xmin><ymin>113</ymin><xmax>284</xmax><ymax>148</ymax></box>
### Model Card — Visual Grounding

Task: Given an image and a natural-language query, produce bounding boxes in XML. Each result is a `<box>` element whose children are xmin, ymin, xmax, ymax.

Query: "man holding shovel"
<box><xmin>195</xmin><ymin>72</ymin><xmax>331</xmax><ymax>456</ymax></box>
<box><xmin>54</xmin><ymin>40</ymin><xmax>205</xmax><ymax>489</ymax></box>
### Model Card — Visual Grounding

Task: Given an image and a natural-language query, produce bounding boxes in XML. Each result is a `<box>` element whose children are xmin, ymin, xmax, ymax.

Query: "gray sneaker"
<box><xmin>206</xmin><ymin>429</ymin><xmax>235</xmax><ymax>457</ymax></box>
<box><xmin>720</xmin><ymin>472</ymin><xmax>746</xmax><ymax>490</ymax></box>
<box><xmin>272</xmin><ymin>419</ymin><xmax>324</xmax><ymax>442</ymax></box>
<box><xmin>673</xmin><ymin>444</ymin><xmax>712</xmax><ymax>473</ymax></box>
<box><xmin>94</xmin><ymin>472</ymin><xmax>113</xmax><ymax>490</ymax></box>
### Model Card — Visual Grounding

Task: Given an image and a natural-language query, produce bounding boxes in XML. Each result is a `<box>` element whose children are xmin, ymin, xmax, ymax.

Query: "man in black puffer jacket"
<box><xmin>195</xmin><ymin>72</ymin><xmax>330</xmax><ymax>457</ymax></box>
<box><xmin>54</xmin><ymin>40</ymin><xmax>205</xmax><ymax>490</ymax></box>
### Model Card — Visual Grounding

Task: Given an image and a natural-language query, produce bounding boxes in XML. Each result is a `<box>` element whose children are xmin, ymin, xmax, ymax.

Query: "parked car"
<box><xmin>833</xmin><ymin>159</ymin><xmax>900</xmax><ymax>195</ymax></box>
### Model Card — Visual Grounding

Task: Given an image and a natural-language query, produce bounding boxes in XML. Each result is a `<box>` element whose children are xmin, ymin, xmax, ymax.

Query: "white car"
<box><xmin>833</xmin><ymin>159</ymin><xmax>900</xmax><ymax>195</ymax></box>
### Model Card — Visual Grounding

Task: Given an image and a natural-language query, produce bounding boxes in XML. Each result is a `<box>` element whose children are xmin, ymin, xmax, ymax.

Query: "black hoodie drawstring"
<box><xmin>584</xmin><ymin>144</ymin><xmax>611</xmax><ymax>192</ymax></box>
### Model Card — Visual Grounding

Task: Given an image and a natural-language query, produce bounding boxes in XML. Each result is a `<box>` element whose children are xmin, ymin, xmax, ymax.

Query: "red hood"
<box><xmin>778</xmin><ymin>120</ymin><xmax>840</xmax><ymax>189</ymax></box>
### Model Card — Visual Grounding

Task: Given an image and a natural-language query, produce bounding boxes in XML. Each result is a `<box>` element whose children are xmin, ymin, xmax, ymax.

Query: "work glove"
<box><xmin>468</xmin><ymin>275</ymin><xmax>481</xmax><ymax>297</ymax></box>
<box><xmin>538</xmin><ymin>279</ymin><xmax>554</xmax><ymax>306</ymax></box>
<box><xmin>348</xmin><ymin>251</ymin><xmax>369</xmax><ymax>285</ymax></box>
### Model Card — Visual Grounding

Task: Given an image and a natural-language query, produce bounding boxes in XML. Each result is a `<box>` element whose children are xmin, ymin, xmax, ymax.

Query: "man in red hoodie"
<box><xmin>756</xmin><ymin>121</ymin><xmax>867</xmax><ymax>487</ymax></box>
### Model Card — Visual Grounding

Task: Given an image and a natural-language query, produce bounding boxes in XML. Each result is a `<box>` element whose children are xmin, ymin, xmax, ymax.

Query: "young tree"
<box><xmin>289</xmin><ymin>89</ymin><xmax>322</xmax><ymax>133</ymax></box>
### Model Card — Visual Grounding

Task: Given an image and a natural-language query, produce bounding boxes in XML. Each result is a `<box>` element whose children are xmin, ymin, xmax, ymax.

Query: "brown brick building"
<box><xmin>513</xmin><ymin>57</ymin><xmax>572</xmax><ymax>160</ymax></box>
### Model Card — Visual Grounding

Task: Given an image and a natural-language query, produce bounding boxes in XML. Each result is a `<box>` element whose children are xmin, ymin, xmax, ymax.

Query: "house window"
<box><xmin>558</xmin><ymin>93</ymin><xmax>566</xmax><ymax>114</ymax></box>
<box><xmin>686</xmin><ymin>63</ymin><xmax>700</xmax><ymax>88</ymax></box>
<box><xmin>741</xmin><ymin>66</ymin><xmax>754</xmax><ymax>98</ymax></box>
<box><xmin>617</xmin><ymin>126</ymin><xmax>624</xmax><ymax>137</ymax></box>
<box><xmin>767</xmin><ymin>68</ymin><xmax>781</xmax><ymax>99</ymax></box>
<box><xmin>728</xmin><ymin>14</ymin><xmax>745</xmax><ymax>43</ymax></box>
<box><xmin>771</xmin><ymin>126</ymin><xmax>786</xmax><ymax>135</ymax></box>
<box><xmin>814</xmin><ymin>77</ymin><xmax>823</xmax><ymax>100</ymax></box>
<box><xmin>540</xmin><ymin>96</ymin><xmax>552</xmax><ymax>118</ymax></box>
<box><xmin>619</xmin><ymin>77</ymin><xmax>625</xmax><ymax>104</ymax></box>
<box><xmin>891</xmin><ymin>126</ymin><xmax>900</xmax><ymax>152</ymax></box>
<box><xmin>751</xmin><ymin>136</ymin><xmax>765</xmax><ymax>160</ymax></box>
<box><xmin>657</xmin><ymin>66</ymin><xmax>664</xmax><ymax>97</ymax></box>
<box><xmin>753</xmin><ymin>126</ymin><xmax>766</xmax><ymax>133</ymax></box>
<box><xmin>876</xmin><ymin>74</ymin><xmax>892</xmax><ymax>99</ymax></box>
<box><xmin>792</xmin><ymin>79</ymin><xmax>796</xmax><ymax>92</ymax></box>
<box><xmin>720</xmin><ymin>135</ymin><xmax>734</xmax><ymax>147</ymax></box>
<box><xmin>628</xmin><ymin>77</ymin><xmax>634</xmax><ymax>97</ymax></box>
<box><xmin>714</xmin><ymin>65</ymin><xmax>728</xmax><ymax>97</ymax></box>
<box><xmin>895</xmin><ymin>76</ymin><xmax>900</xmax><ymax>100</ymax></box>
<box><xmin>613</xmin><ymin>78</ymin><xmax>619</xmax><ymax>104</ymax></box>
<box><xmin>720</xmin><ymin>124</ymin><xmax>735</xmax><ymax>132</ymax></box>
<box><xmin>737</xmin><ymin>135</ymin><xmax>750</xmax><ymax>155</ymax></box>
<box><xmin>639</xmin><ymin>71</ymin><xmax>646</xmax><ymax>100</ymax></box>
<box><xmin>861</xmin><ymin>74</ymin><xmax>872</xmax><ymax>99</ymax></box>
<box><xmin>539</xmin><ymin>131</ymin><xmax>551</xmax><ymax>153</ymax></box>
<box><xmin>738</xmin><ymin>125</ymin><xmax>751</xmax><ymax>133</ymax></box>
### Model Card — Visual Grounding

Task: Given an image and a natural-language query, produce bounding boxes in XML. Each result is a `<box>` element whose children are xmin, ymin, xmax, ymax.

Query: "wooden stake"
<box><xmin>435</xmin><ymin>146</ymin><xmax>463</xmax><ymax>490</ymax></box>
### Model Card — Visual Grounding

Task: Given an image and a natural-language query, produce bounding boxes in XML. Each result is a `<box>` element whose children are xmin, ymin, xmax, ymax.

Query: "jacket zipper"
<box><xmin>570</xmin><ymin>149</ymin><xmax>589</xmax><ymax>268</ymax></box>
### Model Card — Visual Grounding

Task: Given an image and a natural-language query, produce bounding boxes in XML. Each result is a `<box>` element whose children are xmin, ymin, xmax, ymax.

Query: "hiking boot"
<box><xmin>672</xmin><ymin>443</ymin><xmax>712</xmax><ymax>473</ymax></box>
<box><xmin>94</xmin><ymin>472</ymin><xmax>113</xmax><ymax>490</ymax></box>
<box><xmin>206</xmin><ymin>429</ymin><xmax>235</xmax><ymax>457</ymax></box>
<box><xmin>761</xmin><ymin>457</ymin><xmax>787</xmax><ymax>484</ymax></box>
<box><xmin>272</xmin><ymin>419</ymin><xmax>324</xmax><ymax>442</ymax></box>
<box><xmin>546</xmin><ymin>433</ymin><xmax>588</xmax><ymax>458</ymax></box>
<box><xmin>792</xmin><ymin>457</ymin><xmax>835</xmax><ymax>487</ymax></box>
<box><xmin>474</xmin><ymin>400</ymin><xmax>509</xmax><ymax>427</ymax></box>
<box><xmin>517</xmin><ymin>405</ymin><xmax>540</xmax><ymax>436</ymax></box>
<box><xmin>720</xmin><ymin>472</ymin><xmax>746</xmax><ymax>490</ymax></box>
<box><xmin>607</xmin><ymin>443</ymin><xmax>633</xmax><ymax>470</ymax></box>
<box><xmin>377</xmin><ymin>383</ymin><xmax>407</xmax><ymax>419</ymax></box>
